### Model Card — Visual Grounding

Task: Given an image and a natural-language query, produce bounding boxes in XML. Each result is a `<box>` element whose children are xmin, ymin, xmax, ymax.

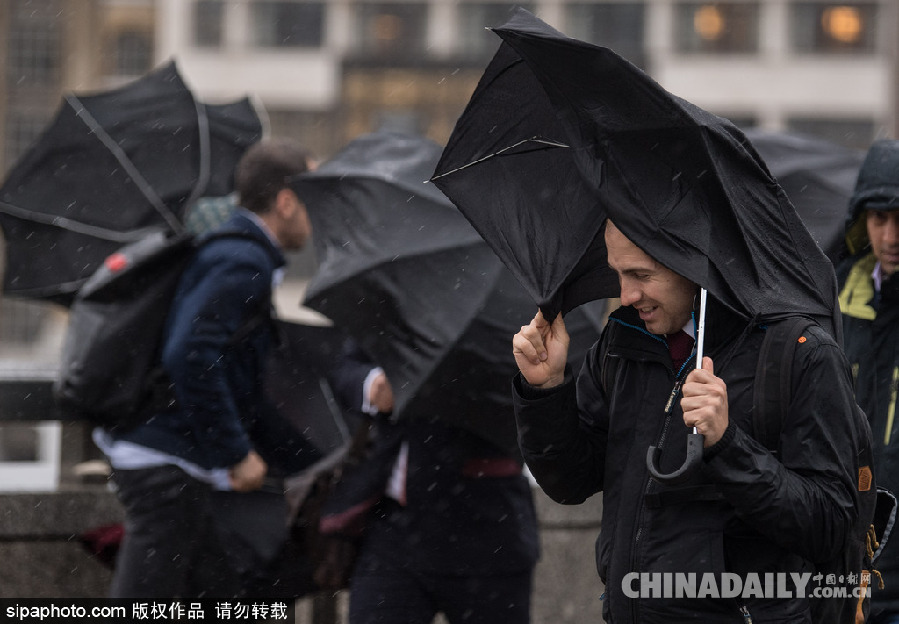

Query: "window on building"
<box><xmin>564</xmin><ymin>3</ymin><xmax>646</xmax><ymax>68</ymax></box>
<box><xmin>194</xmin><ymin>0</ymin><xmax>226</xmax><ymax>48</ymax></box>
<box><xmin>787</xmin><ymin>116</ymin><xmax>876</xmax><ymax>149</ymax></box>
<box><xmin>112</xmin><ymin>30</ymin><xmax>154</xmax><ymax>77</ymax></box>
<box><xmin>373</xmin><ymin>110</ymin><xmax>424</xmax><ymax>136</ymax></box>
<box><xmin>790</xmin><ymin>2</ymin><xmax>877</xmax><ymax>54</ymax></box>
<box><xmin>7</xmin><ymin>2</ymin><xmax>63</xmax><ymax>86</ymax></box>
<box><xmin>674</xmin><ymin>2</ymin><xmax>759</xmax><ymax>54</ymax></box>
<box><xmin>458</xmin><ymin>3</ymin><xmax>535</xmax><ymax>60</ymax></box>
<box><xmin>355</xmin><ymin>3</ymin><xmax>428</xmax><ymax>58</ymax></box>
<box><xmin>251</xmin><ymin>0</ymin><xmax>326</xmax><ymax>48</ymax></box>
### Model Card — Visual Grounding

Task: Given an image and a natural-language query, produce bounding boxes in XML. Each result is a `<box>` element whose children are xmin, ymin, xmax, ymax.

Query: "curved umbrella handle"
<box><xmin>644</xmin><ymin>288</ymin><xmax>708</xmax><ymax>486</ymax></box>
<box><xmin>646</xmin><ymin>432</ymin><xmax>705</xmax><ymax>485</ymax></box>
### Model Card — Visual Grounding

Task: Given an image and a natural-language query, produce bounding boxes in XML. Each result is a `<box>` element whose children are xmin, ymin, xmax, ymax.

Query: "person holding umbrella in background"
<box><xmin>838</xmin><ymin>139</ymin><xmax>899</xmax><ymax>624</ymax></box>
<box><xmin>290</xmin><ymin>131</ymin><xmax>612</xmax><ymax>624</ymax></box>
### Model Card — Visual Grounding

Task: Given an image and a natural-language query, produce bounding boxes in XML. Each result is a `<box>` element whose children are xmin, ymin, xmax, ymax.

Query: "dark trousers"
<box><xmin>109</xmin><ymin>465</ymin><xmax>240</xmax><ymax>599</ymax></box>
<box><xmin>349</xmin><ymin>567</ymin><xmax>533</xmax><ymax>624</ymax></box>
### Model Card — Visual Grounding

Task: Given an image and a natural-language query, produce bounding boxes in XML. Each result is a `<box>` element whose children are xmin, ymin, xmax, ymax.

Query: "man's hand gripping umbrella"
<box><xmin>514</xmin><ymin>289</ymin><xmax>725</xmax><ymax>485</ymax></box>
<box><xmin>647</xmin><ymin>288</ymin><xmax>728</xmax><ymax>484</ymax></box>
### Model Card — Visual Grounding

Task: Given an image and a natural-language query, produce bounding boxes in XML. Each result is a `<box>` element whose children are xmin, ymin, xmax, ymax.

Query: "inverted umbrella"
<box><xmin>292</xmin><ymin>130</ymin><xmax>602</xmax><ymax>453</ymax></box>
<box><xmin>431</xmin><ymin>8</ymin><xmax>839</xmax><ymax>339</ymax></box>
<box><xmin>743</xmin><ymin>128</ymin><xmax>864</xmax><ymax>264</ymax></box>
<box><xmin>0</xmin><ymin>60</ymin><xmax>263</xmax><ymax>305</ymax></box>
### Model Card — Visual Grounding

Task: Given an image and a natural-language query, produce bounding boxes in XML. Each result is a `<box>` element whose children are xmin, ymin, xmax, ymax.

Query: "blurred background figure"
<box><xmin>291</xmin><ymin>130</ymin><xmax>604</xmax><ymax>623</ymax></box>
<box><xmin>838</xmin><ymin>139</ymin><xmax>899</xmax><ymax>624</ymax></box>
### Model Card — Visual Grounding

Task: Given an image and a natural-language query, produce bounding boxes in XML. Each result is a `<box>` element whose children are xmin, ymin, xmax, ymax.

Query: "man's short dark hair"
<box><xmin>235</xmin><ymin>139</ymin><xmax>313</xmax><ymax>214</ymax></box>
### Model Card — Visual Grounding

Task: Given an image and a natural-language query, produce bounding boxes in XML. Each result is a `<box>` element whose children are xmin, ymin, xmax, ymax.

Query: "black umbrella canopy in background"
<box><xmin>265</xmin><ymin>319</ymin><xmax>362</xmax><ymax>459</ymax></box>
<box><xmin>0</xmin><ymin>60</ymin><xmax>263</xmax><ymax>305</ymax></box>
<box><xmin>432</xmin><ymin>8</ymin><xmax>839</xmax><ymax>337</ymax></box>
<box><xmin>742</xmin><ymin>128</ymin><xmax>864</xmax><ymax>264</ymax></box>
<box><xmin>292</xmin><ymin>130</ymin><xmax>602</xmax><ymax>453</ymax></box>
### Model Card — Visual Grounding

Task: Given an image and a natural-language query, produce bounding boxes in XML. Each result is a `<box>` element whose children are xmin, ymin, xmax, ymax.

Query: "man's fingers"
<box><xmin>513</xmin><ymin>328</ymin><xmax>547</xmax><ymax>363</ymax></box>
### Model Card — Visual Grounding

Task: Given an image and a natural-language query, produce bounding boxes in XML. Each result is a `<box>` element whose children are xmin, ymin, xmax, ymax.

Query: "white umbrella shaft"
<box><xmin>692</xmin><ymin>288</ymin><xmax>707</xmax><ymax>434</ymax></box>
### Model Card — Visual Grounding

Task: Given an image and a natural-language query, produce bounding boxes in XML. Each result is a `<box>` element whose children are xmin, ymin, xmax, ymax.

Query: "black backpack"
<box><xmin>753</xmin><ymin>316</ymin><xmax>894</xmax><ymax>624</ymax></box>
<box><xmin>54</xmin><ymin>229</ymin><xmax>271</xmax><ymax>430</ymax></box>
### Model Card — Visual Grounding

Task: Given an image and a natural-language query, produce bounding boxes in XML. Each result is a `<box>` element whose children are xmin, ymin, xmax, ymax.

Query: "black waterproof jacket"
<box><xmin>514</xmin><ymin>304</ymin><xmax>863</xmax><ymax>623</ymax></box>
<box><xmin>839</xmin><ymin>255</ymin><xmax>899</xmax><ymax>611</ymax></box>
<box><xmin>837</xmin><ymin>139</ymin><xmax>899</xmax><ymax>609</ymax></box>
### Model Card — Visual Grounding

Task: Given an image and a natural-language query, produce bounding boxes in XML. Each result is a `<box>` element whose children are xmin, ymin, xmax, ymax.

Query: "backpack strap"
<box><xmin>752</xmin><ymin>316</ymin><xmax>816</xmax><ymax>455</ymax></box>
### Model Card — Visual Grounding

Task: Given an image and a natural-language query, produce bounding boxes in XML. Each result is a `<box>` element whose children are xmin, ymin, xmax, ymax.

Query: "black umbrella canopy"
<box><xmin>742</xmin><ymin>128</ymin><xmax>864</xmax><ymax>264</ymax></box>
<box><xmin>433</xmin><ymin>8</ymin><xmax>839</xmax><ymax>336</ymax></box>
<box><xmin>0</xmin><ymin>60</ymin><xmax>263</xmax><ymax>305</ymax></box>
<box><xmin>265</xmin><ymin>320</ymin><xmax>362</xmax><ymax>458</ymax></box>
<box><xmin>292</xmin><ymin>130</ymin><xmax>601</xmax><ymax>452</ymax></box>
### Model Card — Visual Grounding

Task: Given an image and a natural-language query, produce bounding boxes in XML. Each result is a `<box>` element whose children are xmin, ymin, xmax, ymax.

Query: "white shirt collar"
<box><xmin>873</xmin><ymin>261</ymin><xmax>884</xmax><ymax>294</ymax></box>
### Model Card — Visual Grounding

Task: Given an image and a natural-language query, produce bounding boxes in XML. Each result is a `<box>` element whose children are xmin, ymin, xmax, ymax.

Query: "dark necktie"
<box><xmin>667</xmin><ymin>329</ymin><xmax>695</xmax><ymax>372</ymax></box>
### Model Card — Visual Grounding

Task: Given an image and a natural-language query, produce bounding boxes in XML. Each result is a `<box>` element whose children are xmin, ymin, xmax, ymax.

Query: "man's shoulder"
<box><xmin>199</xmin><ymin>217</ymin><xmax>283</xmax><ymax>268</ymax></box>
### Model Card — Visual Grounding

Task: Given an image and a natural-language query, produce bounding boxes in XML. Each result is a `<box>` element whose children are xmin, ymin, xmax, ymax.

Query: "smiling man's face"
<box><xmin>605</xmin><ymin>221</ymin><xmax>698</xmax><ymax>336</ymax></box>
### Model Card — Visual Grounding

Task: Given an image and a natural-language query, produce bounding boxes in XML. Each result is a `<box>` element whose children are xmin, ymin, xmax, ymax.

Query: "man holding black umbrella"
<box><xmin>838</xmin><ymin>139</ymin><xmax>899</xmax><ymax>624</ymax></box>
<box><xmin>432</xmin><ymin>10</ymin><xmax>875</xmax><ymax>622</ymax></box>
<box><xmin>513</xmin><ymin>219</ymin><xmax>867</xmax><ymax>623</ymax></box>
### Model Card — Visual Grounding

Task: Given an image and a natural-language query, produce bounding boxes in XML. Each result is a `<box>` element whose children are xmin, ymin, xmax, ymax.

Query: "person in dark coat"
<box><xmin>94</xmin><ymin>139</ymin><xmax>322</xmax><ymax>598</ymax></box>
<box><xmin>512</xmin><ymin>220</ymin><xmax>866</xmax><ymax>623</ymax></box>
<box><xmin>837</xmin><ymin>139</ymin><xmax>899</xmax><ymax>624</ymax></box>
<box><xmin>322</xmin><ymin>341</ymin><xmax>540</xmax><ymax>624</ymax></box>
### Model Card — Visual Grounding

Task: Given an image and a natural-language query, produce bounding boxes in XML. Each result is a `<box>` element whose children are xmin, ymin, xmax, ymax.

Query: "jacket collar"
<box><xmin>839</xmin><ymin>253</ymin><xmax>877</xmax><ymax>321</ymax></box>
<box><xmin>606</xmin><ymin>294</ymin><xmax>747</xmax><ymax>369</ymax></box>
<box><xmin>212</xmin><ymin>211</ymin><xmax>287</xmax><ymax>269</ymax></box>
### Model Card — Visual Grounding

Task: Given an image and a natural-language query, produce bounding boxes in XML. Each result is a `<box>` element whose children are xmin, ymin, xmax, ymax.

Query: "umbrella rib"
<box><xmin>66</xmin><ymin>95</ymin><xmax>185</xmax><ymax>235</ymax></box>
<box><xmin>185</xmin><ymin>101</ymin><xmax>212</xmax><ymax>208</ymax></box>
<box><xmin>0</xmin><ymin>200</ymin><xmax>166</xmax><ymax>243</ymax></box>
<box><xmin>431</xmin><ymin>137</ymin><xmax>569</xmax><ymax>180</ymax></box>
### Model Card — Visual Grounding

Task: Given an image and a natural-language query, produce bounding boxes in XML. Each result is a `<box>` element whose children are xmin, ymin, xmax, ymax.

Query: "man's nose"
<box><xmin>884</xmin><ymin>215</ymin><xmax>899</xmax><ymax>245</ymax></box>
<box><xmin>619</xmin><ymin>279</ymin><xmax>640</xmax><ymax>306</ymax></box>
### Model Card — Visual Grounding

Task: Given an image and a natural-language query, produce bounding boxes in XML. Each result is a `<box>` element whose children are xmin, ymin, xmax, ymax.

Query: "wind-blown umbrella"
<box><xmin>432</xmin><ymin>8</ymin><xmax>839</xmax><ymax>339</ymax></box>
<box><xmin>743</xmin><ymin>128</ymin><xmax>864</xmax><ymax>264</ymax></box>
<box><xmin>292</xmin><ymin>130</ymin><xmax>602</xmax><ymax>453</ymax></box>
<box><xmin>265</xmin><ymin>319</ymin><xmax>362</xmax><ymax>459</ymax></box>
<box><xmin>0</xmin><ymin>60</ymin><xmax>263</xmax><ymax>305</ymax></box>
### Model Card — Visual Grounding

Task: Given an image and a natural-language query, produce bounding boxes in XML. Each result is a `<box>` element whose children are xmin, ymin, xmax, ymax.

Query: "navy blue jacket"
<box><xmin>113</xmin><ymin>212</ymin><xmax>320</xmax><ymax>473</ymax></box>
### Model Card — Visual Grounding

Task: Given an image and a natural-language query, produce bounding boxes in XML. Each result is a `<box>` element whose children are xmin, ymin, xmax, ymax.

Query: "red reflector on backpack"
<box><xmin>104</xmin><ymin>253</ymin><xmax>129</xmax><ymax>272</ymax></box>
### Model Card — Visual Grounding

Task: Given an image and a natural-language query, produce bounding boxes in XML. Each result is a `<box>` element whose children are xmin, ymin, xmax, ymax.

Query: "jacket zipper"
<box><xmin>629</xmin><ymin>354</ymin><xmax>694</xmax><ymax>624</ymax></box>
<box><xmin>886</xmin><ymin>366</ymin><xmax>899</xmax><ymax>446</ymax></box>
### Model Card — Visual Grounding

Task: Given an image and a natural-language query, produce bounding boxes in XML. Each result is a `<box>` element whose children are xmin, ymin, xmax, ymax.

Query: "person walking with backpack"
<box><xmin>838</xmin><ymin>139</ymin><xmax>899</xmax><ymax>624</ymax></box>
<box><xmin>512</xmin><ymin>220</ymin><xmax>872</xmax><ymax>623</ymax></box>
<box><xmin>93</xmin><ymin>139</ymin><xmax>324</xmax><ymax>598</ymax></box>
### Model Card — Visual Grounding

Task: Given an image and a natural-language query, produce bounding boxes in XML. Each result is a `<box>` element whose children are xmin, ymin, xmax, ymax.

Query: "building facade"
<box><xmin>0</xmin><ymin>0</ymin><xmax>896</xmax><ymax>485</ymax></box>
<box><xmin>155</xmin><ymin>0</ymin><xmax>899</xmax><ymax>155</ymax></box>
